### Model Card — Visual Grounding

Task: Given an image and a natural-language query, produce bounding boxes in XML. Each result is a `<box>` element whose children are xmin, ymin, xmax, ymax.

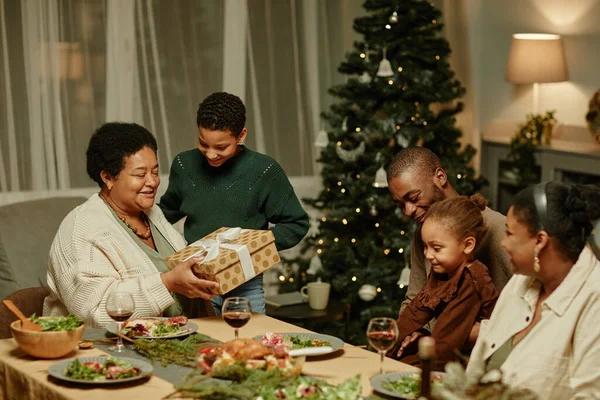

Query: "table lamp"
<box><xmin>505</xmin><ymin>33</ymin><xmax>569</xmax><ymax>114</ymax></box>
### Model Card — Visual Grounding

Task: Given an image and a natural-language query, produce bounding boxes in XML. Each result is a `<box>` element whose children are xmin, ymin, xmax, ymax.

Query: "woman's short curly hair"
<box><xmin>196</xmin><ymin>92</ymin><xmax>246</xmax><ymax>137</ymax></box>
<box><xmin>512</xmin><ymin>182</ymin><xmax>600</xmax><ymax>262</ymax></box>
<box><xmin>86</xmin><ymin>122</ymin><xmax>158</xmax><ymax>188</ymax></box>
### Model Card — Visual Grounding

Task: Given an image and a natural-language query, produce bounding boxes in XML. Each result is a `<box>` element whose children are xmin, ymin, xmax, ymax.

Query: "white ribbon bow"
<box><xmin>184</xmin><ymin>228</ymin><xmax>255</xmax><ymax>280</ymax></box>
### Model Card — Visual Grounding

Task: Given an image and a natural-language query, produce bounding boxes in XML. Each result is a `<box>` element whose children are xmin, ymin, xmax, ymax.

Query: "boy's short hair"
<box><xmin>196</xmin><ymin>92</ymin><xmax>246</xmax><ymax>137</ymax></box>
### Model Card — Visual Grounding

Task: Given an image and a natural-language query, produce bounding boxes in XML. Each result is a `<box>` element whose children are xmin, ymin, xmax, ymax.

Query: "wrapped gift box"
<box><xmin>165</xmin><ymin>227</ymin><xmax>280</xmax><ymax>295</ymax></box>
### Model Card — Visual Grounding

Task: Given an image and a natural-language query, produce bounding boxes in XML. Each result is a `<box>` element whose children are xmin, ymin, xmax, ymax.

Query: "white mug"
<box><xmin>300</xmin><ymin>282</ymin><xmax>331</xmax><ymax>310</ymax></box>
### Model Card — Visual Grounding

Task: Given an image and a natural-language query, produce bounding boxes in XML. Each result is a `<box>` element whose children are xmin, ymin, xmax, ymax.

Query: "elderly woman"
<box><xmin>467</xmin><ymin>182</ymin><xmax>600</xmax><ymax>399</ymax></box>
<box><xmin>44</xmin><ymin>122</ymin><xmax>219</xmax><ymax>327</ymax></box>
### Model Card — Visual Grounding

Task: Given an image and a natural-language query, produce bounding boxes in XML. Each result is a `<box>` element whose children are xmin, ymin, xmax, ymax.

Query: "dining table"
<box><xmin>0</xmin><ymin>314</ymin><xmax>417</xmax><ymax>399</ymax></box>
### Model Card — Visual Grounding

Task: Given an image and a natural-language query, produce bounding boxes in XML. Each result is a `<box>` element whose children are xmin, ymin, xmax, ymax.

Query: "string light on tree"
<box><xmin>389</xmin><ymin>11</ymin><xmax>398</xmax><ymax>23</ymax></box>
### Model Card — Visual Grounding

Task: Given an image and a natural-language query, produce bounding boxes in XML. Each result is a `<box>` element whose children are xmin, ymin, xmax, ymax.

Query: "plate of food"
<box><xmin>197</xmin><ymin>338</ymin><xmax>303</xmax><ymax>377</ymax></box>
<box><xmin>107</xmin><ymin>316</ymin><xmax>197</xmax><ymax>339</ymax></box>
<box><xmin>47</xmin><ymin>356</ymin><xmax>153</xmax><ymax>385</ymax></box>
<box><xmin>256</xmin><ymin>332</ymin><xmax>344</xmax><ymax>357</ymax></box>
<box><xmin>370</xmin><ymin>371</ymin><xmax>444</xmax><ymax>399</ymax></box>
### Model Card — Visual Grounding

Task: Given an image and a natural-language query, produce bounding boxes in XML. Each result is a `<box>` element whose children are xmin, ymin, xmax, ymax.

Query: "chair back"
<box><xmin>0</xmin><ymin>287</ymin><xmax>50</xmax><ymax>338</ymax></box>
<box><xmin>0</xmin><ymin>196</ymin><xmax>86</xmax><ymax>299</ymax></box>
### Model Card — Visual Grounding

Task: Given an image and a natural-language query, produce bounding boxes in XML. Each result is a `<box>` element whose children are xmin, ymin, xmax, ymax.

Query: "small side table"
<box><xmin>266</xmin><ymin>299</ymin><xmax>350</xmax><ymax>341</ymax></box>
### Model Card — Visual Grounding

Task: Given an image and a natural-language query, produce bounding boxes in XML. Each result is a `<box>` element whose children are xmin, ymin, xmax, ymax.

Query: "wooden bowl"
<box><xmin>10</xmin><ymin>318</ymin><xmax>85</xmax><ymax>359</ymax></box>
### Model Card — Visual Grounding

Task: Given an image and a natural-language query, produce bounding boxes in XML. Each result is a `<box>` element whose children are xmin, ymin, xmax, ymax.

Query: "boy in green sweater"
<box><xmin>159</xmin><ymin>92</ymin><xmax>309</xmax><ymax>315</ymax></box>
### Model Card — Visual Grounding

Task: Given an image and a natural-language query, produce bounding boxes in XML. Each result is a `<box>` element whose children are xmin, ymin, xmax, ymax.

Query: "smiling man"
<box><xmin>386</xmin><ymin>147</ymin><xmax>512</xmax><ymax>343</ymax></box>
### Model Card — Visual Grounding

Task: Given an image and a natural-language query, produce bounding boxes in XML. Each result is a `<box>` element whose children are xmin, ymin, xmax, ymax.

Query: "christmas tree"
<box><xmin>287</xmin><ymin>0</ymin><xmax>486</xmax><ymax>345</ymax></box>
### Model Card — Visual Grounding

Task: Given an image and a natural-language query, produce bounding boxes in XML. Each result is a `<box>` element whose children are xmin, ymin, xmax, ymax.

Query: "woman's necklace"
<box><xmin>98</xmin><ymin>193</ymin><xmax>152</xmax><ymax>240</ymax></box>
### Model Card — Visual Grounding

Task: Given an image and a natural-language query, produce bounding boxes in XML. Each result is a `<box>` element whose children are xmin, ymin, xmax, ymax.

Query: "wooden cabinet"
<box><xmin>480</xmin><ymin>122</ymin><xmax>600</xmax><ymax>214</ymax></box>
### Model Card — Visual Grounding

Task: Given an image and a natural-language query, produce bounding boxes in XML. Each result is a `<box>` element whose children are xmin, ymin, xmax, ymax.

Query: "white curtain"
<box><xmin>0</xmin><ymin>0</ymin><xmax>363</xmax><ymax>192</ymax></box>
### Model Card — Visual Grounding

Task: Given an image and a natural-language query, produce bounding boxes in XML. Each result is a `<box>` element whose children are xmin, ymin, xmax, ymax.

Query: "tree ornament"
<box><xmin>373</xmin><ymin>152</ymin><xmax>388</xmax><ymax>188</ymax></box>
<box><xmin>373</xmin><ymin>166</ymin><xmax>388</xmax><ymax>188</ymax></box>
<box><xmin>389</xmin><ymin>11</ymin><xmax>399</xmax><ymax>24</ymax></box>
<box><xmin>369</xmin><ymin>205</ymin><xmax>378</xmax><ymax>216</ymax></box>
<box><xmin>396</xmin><ymin>133</ymin><xmax>410</xmax><ymax>148</ymax></box>
<box><xmin>359</xmin><ymin>71</ymin><xmax>372</xmax><ymax>84</ymax></box>
<box><xmin>376</xmin><ymin>47</ymin><xmax>394</xmax><ymax>77</ymax></box>
<box><xmin>307</xmin><ymin>254</ymin><xmax>323</xmax><ymax>275</ymax></box>
<box><xmin>336</xmin><ymin>141</ymin><xmax>366</xmax><ymax>162</ymax></box>
<box><xmin>341</xmin><ymin>117</ymin><xmax>348</xmax><ymax>132</ymax></box>
<box><xmin>397</xmin><ymin>266</ymin><xmax>410</xmax><ymax>289</ymax></box>
<box><xmin>358</xmin><ymin>284</ymin><xmax>377</xmax><ymax>301</ymax></box>
<box><xmin>314</xmin><ymin>129</ymin><xmax>329</xmax><ymax>148</ymax></box>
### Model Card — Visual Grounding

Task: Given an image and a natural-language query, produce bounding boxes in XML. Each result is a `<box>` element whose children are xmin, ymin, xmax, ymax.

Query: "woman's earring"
<box><xmin>533</xmin><ymin>249</ymin><xmax>541</xmax><ymax>273</ymax></box>
<box><xmin>107</xmin><ymin>184</ymin><xmax>112</xmax><ymax>191</ymax></box>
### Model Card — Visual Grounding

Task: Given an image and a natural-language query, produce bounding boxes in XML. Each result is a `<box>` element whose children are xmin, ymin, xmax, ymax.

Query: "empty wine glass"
<box><xmin>105</xmin><ymin>291</ymin><xmax>135</xmax><ymax>352</ymax></box>
<box><xmin>222</xmin><ymin>297</ymin><xmax>252</xmax><ymax>339</ymax></box>
<box><xmin>367</xmin><ymin>317</ymin><xmax>399</xmax><ymax>374</ymax></box>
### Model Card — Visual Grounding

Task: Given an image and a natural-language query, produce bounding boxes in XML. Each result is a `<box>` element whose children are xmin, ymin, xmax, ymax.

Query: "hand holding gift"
<box><xmin>160</xmin><ymin>256</ymin><xmax>219</xmax><ymax>300</ymax></box>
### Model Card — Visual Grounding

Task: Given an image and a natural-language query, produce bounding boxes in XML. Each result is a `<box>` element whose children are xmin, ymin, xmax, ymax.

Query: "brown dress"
<box><xmin>389</xmin><ymin>260</ymin><xmax>499</xmax><ymax>370</ymax></box>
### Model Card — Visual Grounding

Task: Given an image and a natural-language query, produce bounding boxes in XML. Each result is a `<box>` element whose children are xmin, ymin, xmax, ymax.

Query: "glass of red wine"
<box><xmin>105</xmin><ymin>291</ymin><xmax>135</xmax><ymax>352</ymax></box>
<box><xmin>222</xmin><ymin>297</ymin><xmax>252</xmax><ymax>339</ymax></box>
<box><xmin>367</xmin><ymin>317</ymin><xmax>399</xmax><ymax>374</ymax></box>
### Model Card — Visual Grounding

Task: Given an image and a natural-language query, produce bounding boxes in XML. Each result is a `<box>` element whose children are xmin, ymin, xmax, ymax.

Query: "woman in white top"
<box><xmin>467</xmin><ymin>182</ymin><xmax>600</xmax><ymax>399</ymax></box>
<box><xmin>44</xmin><ymin>122</ymin><xmax>219</xmax><ymax>327</ymax></box>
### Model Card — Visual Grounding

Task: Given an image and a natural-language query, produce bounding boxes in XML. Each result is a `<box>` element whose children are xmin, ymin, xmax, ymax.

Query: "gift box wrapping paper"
<box><xmin>165</xmin><ymin>227</ymin><xmax>280</xmax><ymax>295</ymax></box>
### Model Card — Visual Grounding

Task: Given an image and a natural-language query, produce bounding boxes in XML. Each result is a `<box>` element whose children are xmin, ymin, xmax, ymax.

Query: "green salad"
<box><xmin>286</xmin><ymin>336</ymin><xmax>331</xmax><ymax>350</ymax></box>
<box><xmin>169</xmin><ymin>367</ymin><xmax>361</xmax><ymax>400</ymax></box>
<box><xmin>66</xmin><ymin>358</ymin><xmax>141</xmax><ymax>381</ymax></box>
<box><xmin>382</xmin><ymin>373</ymin><xmax>443</xmax><ymax>398</ymax></box>
<box><xmin>30</xmin><ymin>313</ymin><xmax>83</xmax><ymax>331</ymax></box>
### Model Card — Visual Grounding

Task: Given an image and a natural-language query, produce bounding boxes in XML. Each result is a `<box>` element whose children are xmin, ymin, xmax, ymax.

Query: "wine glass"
<box><xmin>222</xmin><ymin>297</ymin><xmax>252</xmax><ymax>339</ymax></box>
<box><xmin>367</xmin><ymin>317</ymin><xmax>399</xmax><ymax>374</ymax></box>
<box><xmin>105</xmin><ymin>291</ymin><xmax>135</xmax><ymax>352</ymax></box>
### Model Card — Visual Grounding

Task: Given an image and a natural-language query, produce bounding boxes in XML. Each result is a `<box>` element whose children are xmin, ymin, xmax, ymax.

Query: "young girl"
<box><xmin>390</xmin><ymin>194</ymin><xmax>499</xmax><ymax>370</ymax></box>
<box><xmin>159</xmin><ymin>92</ymin><xmax>309</xmax><ymax>316</ymax></box>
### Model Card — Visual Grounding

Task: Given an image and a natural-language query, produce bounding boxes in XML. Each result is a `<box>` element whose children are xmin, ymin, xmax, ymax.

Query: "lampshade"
<box><xmin>505</xmin><ymin>34</ymin><xmax>568</xmax><ymax>84</ymax></box>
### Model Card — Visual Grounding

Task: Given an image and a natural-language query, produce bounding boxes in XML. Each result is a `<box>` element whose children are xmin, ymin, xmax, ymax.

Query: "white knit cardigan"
<box><xmin>43</xmin><ymin>194</ymin><xmax>187</xmax><ymax>328</ymax></box>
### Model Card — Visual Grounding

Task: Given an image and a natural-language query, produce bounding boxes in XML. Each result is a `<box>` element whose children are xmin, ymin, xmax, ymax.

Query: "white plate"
<box><xmin>106</xmin><ymin>318</ymin><xmax>198</xmax><ymax>339</ymax></box>
<box><xmin>48</xmin><ymin>356</ymin><xmax>153</xmax><ymax>385</ymax></box>
<box><xmin>370</xmin><ymin>371</ymin><xmax>445</xmax><ymax>399</ymax></box>
<box><xmin>254</xmin><ymin>332</ymin><xmax>344</xmax><ymax>357</ymax></box>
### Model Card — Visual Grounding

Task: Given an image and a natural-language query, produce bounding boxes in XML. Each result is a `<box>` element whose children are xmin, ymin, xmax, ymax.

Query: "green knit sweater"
<box><xmin>159</xmin><ymin>146</ymin><xmax>309</xmax><ymax>250</ymax></box>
